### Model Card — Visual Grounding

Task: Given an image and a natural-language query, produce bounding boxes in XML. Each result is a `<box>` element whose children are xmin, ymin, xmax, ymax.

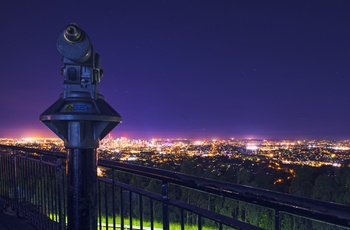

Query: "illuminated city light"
<box><xmin>332</xmin><ymin>146</ymin><xmax>350</xmax><ymax>151</ymax></box>
<box><xmin>97</xmin><ymin>167</ymin><xmax>103</xmax><ymax>177</ymax></box>
<box><xmin>246</xmin><ymin>145</ymin><xmax>259</xmax><ymax>151</ymax></box>
<box><xmin>194</xmin><ymin>141</ymin><xmax>203</xmax><ymax>145</ymax></box>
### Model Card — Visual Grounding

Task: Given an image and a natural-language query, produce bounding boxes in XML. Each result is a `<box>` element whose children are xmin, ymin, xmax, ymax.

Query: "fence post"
<box><xmin>162</xmin><ymin>180</ymin><xmax>169</xmax><ymax>230</ymax></box>
<box><xmin>12</xmin><ymin>150</ymin><xmax>19</xmax><ymax>217</ymax></box>
<box><xmin>275</xmin><ymin>210</ymin><xmax>280</xmax><ymax>230</ymax></box>
<box><xmin>56</xmin><ymin>158</ymin><xmax>65</xmax><ymax>230</ymax></box>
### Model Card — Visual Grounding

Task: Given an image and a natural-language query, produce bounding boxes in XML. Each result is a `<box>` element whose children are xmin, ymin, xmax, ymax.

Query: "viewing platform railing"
<box><xmin>1</xmin><ymin>144</ymin><xmax>350</xmax><ymax>230</ymax></box>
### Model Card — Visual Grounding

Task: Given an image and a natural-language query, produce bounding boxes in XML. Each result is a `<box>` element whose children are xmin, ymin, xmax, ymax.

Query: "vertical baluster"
<box><xmin>12</xmin><ymin>150</ymin><xmax>18</xmax><ymax>216</ymax></box>
<box><xmin>62</xmin><ymin>160</ymin><xmax>67</xmax><ymax>228</ymax></box>
<box><xmin>98</xmin><ymin>180</ymin><xmax>102</xmax><ymax>230</ymax></box>
<box><xmin>41</xmin><ymin>160</ymin><xmax>45</xmax><ymax>228</ymax></box>
<box><xmin>43</xmin><ymin>163</ymin><xmax>48</xmax><ymax>229</ymax></box>
<box><xmin>21</xmin><ymin>156</ymin><xmax>26</xmax><ymax>217</ymax></box>
<box><xmin>0</xmin><ymin>154</ymin><xmax>2</xmax><ymax>199</ymax></box>
<box><xmin>29</xmin><ymin>156</ymin><xmax>34</xmax><ymax>223</ymax></box>
<box><xmin>129</xmin><ymin>191</ymin><xmax>133</xmax><ymax>229</ymax></box>
<box><xmin>39</xmin><ymin>155</ymin><xmax>44</xmax><ymax>229</ymax></box>
<box><xmin>150</xmin><ymin>199</ymin><xmax>154</xmax><ymax>230</ymax></box>
<box><xmin>104</xmin><ymin>182</ymin><xmax>108</xmax><ymax>229</ymax></box>
<box><xmin>162</xmin><ymin>181</ymin><xmax>169</xmax><ymax>230</ymax></box>
<box><xmin>33</xmin><ymin>159</ymin><xmax>38</xmax><ymax>225</ymax></box>
<box><xmin>112</xmin><ymin>169</ymin><xmax>116</xmax><ymax>229</ymax></box>
<box><xmin>181</xmin><ymin>208</ymin><xmax>184</xmax><ymax>230</ymax></box>
<box><xmin>48</xmin><ymin>163</ymin><xmax>52</xmax><ymax>229</ymax></box>
<box><xmin>17</xmin><ymin>155</ymin><xmax>21</xmax><ymax>216</ymax></box>
<box><xmin>17</xmin><ymin>156</ymin><xmax>22</xmax><ymax>216</ymax></box>
<box><xmin>139</xmin><ymin>194</ymin><xmax>143</xmax><ymax>230</ymax></box>
<box><xmin>275</xmin><ymin>210</ymin><xmax>280</xmax><ymax>230</ymax></box>
<box><xmin>56</xmin><ymin>158</ymin><xmax>64</xmax><ymax>230</ymax></box>
<box><xmin>198</xmin><ymin>215</ymin><xmax>202</xmax><ymax>230</ymax></box>
<box><xmin>24</xmin><ymin>154</ymin><xmax>29</xmax><ymax>219</ymax></box>
<box><xmin>120</xmin><ymin>188</ymin><xmax>124</xmax><ymax>230</ymax></box>
<box><xmin>49</xmin><ymin>164</ymin><xmax>55</xmax><ymax>229</ymax></box>
<box><xmin>0</xmin><ymin>154</ymin><xmax>2</xmax><ymax>197</ymax></box>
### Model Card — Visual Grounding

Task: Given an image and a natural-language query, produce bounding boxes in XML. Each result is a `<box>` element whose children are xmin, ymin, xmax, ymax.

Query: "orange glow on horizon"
<box><xmin>0</xmin><ymin>128</ymin><xmax>58</xmax><ymax>139</ymax></box>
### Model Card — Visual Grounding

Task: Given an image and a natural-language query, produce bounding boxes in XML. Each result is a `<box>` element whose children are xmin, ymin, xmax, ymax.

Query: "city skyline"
<box><xmin>1</xmin><ymin>1</ymin><xmax>350</xmax><ymax>140</ymax></box>
<box><xmin>3</xmin><ymin>136</ymin><xmax>350</xmax><ymax>169</ymax></box>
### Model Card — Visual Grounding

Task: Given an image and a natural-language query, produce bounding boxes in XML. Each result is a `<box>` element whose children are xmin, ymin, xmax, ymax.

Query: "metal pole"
<box><xmin>67</xmin><ymin>149</ymin><xmax>98</xmax><ymax>230</ymax></box>
<box><xmin>274</xmin><ymin>210</ymin><xmax>280</xmax><ymax>230</ymax></box>
<box><xmin>12</xmin><ymin>150</ymin><xmax>18</xmax><ymax>217</ymax></box>
<box><xmin>56</xmin><ymin>158</ymin><xmax>65</xmax><ymax>230</ymax></box>
<box><xmin>162</xmin><ymin>181</ymin><xmax>169</xmax><ymax>230</ymax></box>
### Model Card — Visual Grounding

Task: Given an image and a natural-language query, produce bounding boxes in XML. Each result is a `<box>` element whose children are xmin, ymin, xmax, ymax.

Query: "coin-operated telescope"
<box><xmin>41</xmin><ymin>23</ymin><xmax>121</xmax><ymax>148</ymax></box>
<box><xmin>40</xmin><ymin>23</ymin><xmax>121</xmax><ymax>230</ymax></box>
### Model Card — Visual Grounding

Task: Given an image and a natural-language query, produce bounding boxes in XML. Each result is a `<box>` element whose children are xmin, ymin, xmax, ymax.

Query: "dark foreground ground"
<box><xmin>0</xmin><ymin>209</ymin><xmax>37</xmax><ymax>230</ymax></box>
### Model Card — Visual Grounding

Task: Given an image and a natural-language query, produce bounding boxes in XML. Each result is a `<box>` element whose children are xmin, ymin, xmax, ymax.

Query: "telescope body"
<box><xmin>40</xmin><ymin>23</ymin><xmax>121</xmax><ymax>149</ymax></box>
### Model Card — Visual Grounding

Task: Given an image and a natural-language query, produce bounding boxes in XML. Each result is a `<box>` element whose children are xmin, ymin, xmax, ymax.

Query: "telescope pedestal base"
<box><xmin>67</xmin><ymin>148</ymin><xmax>98</xmax><ymax>230</ymax></box>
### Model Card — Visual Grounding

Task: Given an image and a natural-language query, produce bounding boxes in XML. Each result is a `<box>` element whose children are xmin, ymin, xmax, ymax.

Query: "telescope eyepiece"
<box><xmin>57</xmin><ymin>23</ymin><xmax>91</xmax><ymax>62</ymax></box>
<box><xmin>64</xmin><ymin>24</ymin><xmax>82</xmax><ymax>42</ymax></box>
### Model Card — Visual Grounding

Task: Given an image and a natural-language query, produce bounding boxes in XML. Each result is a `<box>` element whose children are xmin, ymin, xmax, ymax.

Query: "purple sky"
<box><xmin>1</xmin><ymin>1</ymin><xmax>350</xmax><ymax>140</ymax></box>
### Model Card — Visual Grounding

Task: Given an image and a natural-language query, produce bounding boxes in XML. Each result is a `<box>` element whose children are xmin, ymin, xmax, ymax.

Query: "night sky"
<box><xmin>1</xmin><ymin>1</ymin><xmax>350</xmax><ymax>140</ymax></box>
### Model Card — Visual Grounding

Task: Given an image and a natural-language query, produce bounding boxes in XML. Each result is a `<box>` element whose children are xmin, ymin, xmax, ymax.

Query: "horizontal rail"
<box><xmin>0</xmin><ymin>144</ymin><xmax>66</xmax><ymax>158</ymax></box>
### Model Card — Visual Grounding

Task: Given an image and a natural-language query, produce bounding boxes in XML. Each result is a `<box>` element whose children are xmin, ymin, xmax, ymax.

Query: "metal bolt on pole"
<box><xmin>40</xmin><ymin>23</ymin><xmax>122</xmax><ymax>230</ymax></box>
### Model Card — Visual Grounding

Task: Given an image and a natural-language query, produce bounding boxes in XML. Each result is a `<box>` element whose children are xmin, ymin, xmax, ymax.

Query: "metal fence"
<box><xmin>1</xmin><ymin>145</ymin><xmax>350</xmax><ymax>230</ymax></box>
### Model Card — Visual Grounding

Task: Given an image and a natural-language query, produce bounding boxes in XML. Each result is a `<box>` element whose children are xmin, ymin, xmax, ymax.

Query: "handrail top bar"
<box><xmin>0</xmin><ymin>144</ymin><xmax>66</xmax><ymax>158</ymax></box>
